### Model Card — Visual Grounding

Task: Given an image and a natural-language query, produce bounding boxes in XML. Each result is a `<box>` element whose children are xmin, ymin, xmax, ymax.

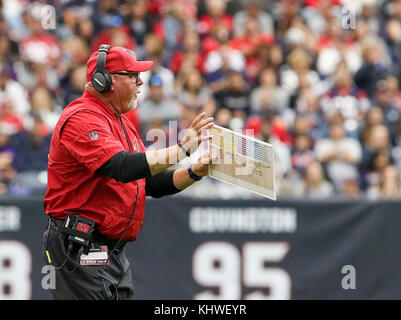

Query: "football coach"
<box><xmin>42</xmin><ymin>45</ymin><xmax>214</xmax><ymax>300</ymax></box>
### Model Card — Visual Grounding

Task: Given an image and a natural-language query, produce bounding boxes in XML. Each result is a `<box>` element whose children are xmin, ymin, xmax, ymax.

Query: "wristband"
<box><xmin>187</xmin><ymin>165</ymin><xmax>203</xmax><ymax>181</ymax></box>
<box><xmin>178</xmin><ymin>142</ymin><xmax>191</xmax><ymax>157</ymax></box>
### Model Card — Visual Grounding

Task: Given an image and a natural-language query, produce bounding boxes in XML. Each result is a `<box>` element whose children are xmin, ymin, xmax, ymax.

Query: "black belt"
<box><xmin>48</xmin><ymin>216</ymin><xmax>126</xmax><ymax>253</ymax></box>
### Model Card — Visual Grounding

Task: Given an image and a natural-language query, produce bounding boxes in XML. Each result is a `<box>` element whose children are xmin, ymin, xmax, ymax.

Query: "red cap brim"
<box><xmin>127</xmin><ymin>61</ymin><xmax>153</xmax><ymax>72</ymax></box>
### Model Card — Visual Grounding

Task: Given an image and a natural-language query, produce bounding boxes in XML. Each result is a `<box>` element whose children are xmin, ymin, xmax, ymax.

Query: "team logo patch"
<box><xmin>132</xmin><ymin>137</ymin><xmax>138</xmax><ymax>152</ymax></box>
<box><xmin>89</xmin><ymin>131</ymin><xmax>99</xmax><ymax>141</ymax></box>
<box><xmin>77</xmin><ymin>223</ymin><xmax>89</xmax><ymax>233</ymax></box>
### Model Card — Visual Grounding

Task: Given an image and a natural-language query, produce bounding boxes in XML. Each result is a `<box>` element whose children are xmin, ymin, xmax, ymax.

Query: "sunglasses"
<box><xmin>112</xmin><ymin>72</ymin><xmax>141</xmax><ymax>83</ymax></box>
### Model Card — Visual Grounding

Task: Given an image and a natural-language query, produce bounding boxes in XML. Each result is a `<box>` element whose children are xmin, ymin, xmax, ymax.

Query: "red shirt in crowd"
<box><xmin>44</xmin><ymin>90</ymin><xmax>147</xmax><ymax>241</ymax></box>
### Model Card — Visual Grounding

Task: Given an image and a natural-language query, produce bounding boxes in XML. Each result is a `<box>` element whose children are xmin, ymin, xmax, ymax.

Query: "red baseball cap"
<box><xmin>86</xmin><ymin>46</ymin><xmax>153</xmax><ymax>82</ymax></box>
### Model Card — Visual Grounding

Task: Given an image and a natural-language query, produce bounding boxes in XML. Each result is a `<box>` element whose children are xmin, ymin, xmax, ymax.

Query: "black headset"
<box><xmin>92</xmin><ymin>44</ymin><xmax>112</xmax><ymax>93</ymax></box>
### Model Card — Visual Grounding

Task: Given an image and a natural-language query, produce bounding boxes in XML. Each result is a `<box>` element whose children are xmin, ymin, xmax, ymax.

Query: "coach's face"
<box><xmin>111</xmin><ymin>71</ymin><xmax>143</xmax><ymax>113</ymax></box>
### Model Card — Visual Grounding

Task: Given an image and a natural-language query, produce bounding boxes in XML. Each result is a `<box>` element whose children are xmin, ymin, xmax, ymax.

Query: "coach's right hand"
<box><xmin>145</xmin><ymin>112</ymin><xmax>214</xmax><ymax>176</ymax></box>
<box><xmin>179</xmin><ymin>112</ymin><xmax>214</xmax><ymax>156</ymax></box>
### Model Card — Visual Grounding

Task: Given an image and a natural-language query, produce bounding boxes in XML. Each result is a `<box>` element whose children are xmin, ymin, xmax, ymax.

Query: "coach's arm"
<box><xmin>96</xmin><ymin>112</ymin><xmax>214</xmax><ymax>197</ymax></box>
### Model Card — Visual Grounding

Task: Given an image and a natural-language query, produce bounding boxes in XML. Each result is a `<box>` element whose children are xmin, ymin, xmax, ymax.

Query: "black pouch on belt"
<box><xmin>58</xmin><ymin>214</ymin><xmax>96</xmax><ymax>255</ymax></box>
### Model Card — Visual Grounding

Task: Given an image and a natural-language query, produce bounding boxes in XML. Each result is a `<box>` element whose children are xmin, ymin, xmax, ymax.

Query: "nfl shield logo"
<box><xmin>89</xmin><ymin>131</ymin><xmax>99</xmax><ymax>141</ymax></box>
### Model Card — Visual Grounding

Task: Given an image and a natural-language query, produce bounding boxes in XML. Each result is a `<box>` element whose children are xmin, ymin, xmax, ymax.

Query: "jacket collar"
<box><xmin>81</xmin><ymin>90</ymin><xmax>119</xmax><ymax>119</ymax></box>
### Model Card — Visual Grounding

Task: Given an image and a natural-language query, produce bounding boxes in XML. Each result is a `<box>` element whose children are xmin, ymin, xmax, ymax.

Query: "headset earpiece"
<box><xmin>92</xmin><ymin>44</ymin><xmax>112</xmax><ymax>93</ymax></box>
<box><xmin>92</xmin><ymin>69</ymin><xmax>112</xmax><ymax>93</ymax></box>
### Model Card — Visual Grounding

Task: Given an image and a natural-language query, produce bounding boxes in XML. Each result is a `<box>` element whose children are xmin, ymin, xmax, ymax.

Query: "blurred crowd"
<box><xmin>0</xmin><ymin>0</ymin><xmax>401</xmax><ymax>199</ymax></box>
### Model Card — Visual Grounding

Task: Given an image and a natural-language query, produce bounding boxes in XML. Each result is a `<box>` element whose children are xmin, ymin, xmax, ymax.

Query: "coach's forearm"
<box><xmin>145</xmin><ymin>144</ymin><xmax>187</xmax><ymax>176</ymax></box>
<box><xmin>173</xmin><ymin>167</ymin><xmax>197</xmax><ymax>190</ymax></box>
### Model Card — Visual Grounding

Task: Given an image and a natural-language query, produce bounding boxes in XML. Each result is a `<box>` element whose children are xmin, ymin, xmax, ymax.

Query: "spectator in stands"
<box><xmin>176</xmin><ymin>69</ymin><xmax>215</xmax><ymax>128</ymax></box>
<box><xmin>274</xmin><ymin>0</ymin><xmax>302</xmax><ymax>40</ymax></box>
<box><xmin>199</xmin><ymin>0</ymin><xmax>233</xmax><ymax>38</ymax></box>
<box><xmin>138</xmin><ymin>34</ymin><xmax>175</xmax><ymax>103</ymax></box>
<box><xmin>341</xmin><ymin>178</ymin><xmax>363</xmax><ymax>199</ymax></box>
<box><xmin>280</xmin><ymin>48</ymin><xmax>323</xmax><ymax>97</ymax></box>
<box><xmin>354</xmin><ymin>40</ymin><xmax>391</xmax><ymax>98</ymax></box>
<box><xmin>152</xmin><ymin>0</ymin><xmax>191</xmax><ymax>52</ymax></box>
<box><xmin>367</xmin><ymin>164</ymin><xmax>401</xmax><ymax>200</ymax></box>
<box><xmin>380</xmin><ymin>165</ymin><xmax>401</xmax><ymax>199</ymax></box>
<box><xmin>0</xmin><ymin>165</ymin><xmax>17</xmax><ymax>196</ymax></box>
<box><xmin>230</xmin><ymin>16</ymin><xmax>274</xmax><ymax>82</ymax></box>
<box><xmin>63</xmin><ymin>64</ymin><xmax>87</xmax><ymax>105</ymax></box>
<box><xmin>383</xmin><ymin>18</ymin><xmax>401</xmax><ymax>68</ymax></box>
<box><xmin>214</xmin><ymin>70</ymin><xmax>250</xmax><ymax>128</ymax></box>
<box><xmin>56</xmin><ymin>5</ymin><xmax>81</xmax><ymax>40</ymax></box>
<box><xmin>372</xmin><ymin>78</ymin><xmax>400</xmax><ymax>144</ymax></box>
<box><xmin>16</xmin><ymin>7</ymin><xmax>61</xmax><ymax>91</ymax></box>
<box><xmin>259</xmin><ymin>120</ymin><xmax>292</xmax><ymax>180</ymax></box>
<box><xmin>0</xmin><ymin>64</ymin><xmax>30</xmax><ymax>120</ymax></box>
<box><xmin>76</xmin><ymin>17</ymin><xmax>95</xmax><ymax>48</ymax></box>
<box><xmin>233</xmin><ymin>0</ymin><xmax>274</xmax><ymax>37</ymax></box>
<box><xmin>315</xmin><ymin>121</ymin><xmax>362</xmax><ymax>191</ymax></box>
<box><xmin>284</xmin><ymin>16</ymin><xmax>317</xmax><ymax>54</ymax></box>
<box><xmin>291</xmin><ymin>161</ymin><xmax>334</xmax><ymax>199</ymax></box>
<box><xmin>359</xmin><ymin>106</ymin><xmax>384</xmax><ymax>146</ymax></box>
<box><xmin>291</xmin><ymin>134</ymin><xmax>315</xmax><ymax>176</ymax></box>
<box><xmin>320</xmin><ymin>63</ymin><xmax>370</xmax><ymax>138</ymax></box>
<box><xmin>138</xmin><ymin>74</ymin><xmax>180</xmax><ymax>140</ymax></box>
<box><xmin>19</xmin><ymin>9</ymin><xmax>61</xmax><ymax>66</ymax></box>
<box><xmin>88</xmin><ymin>0</ymin><xmax>120</xmax><ymax>33</ymax></box>
<box><xmin>30</xmin><ymin>86</ymin><xmax>62</xmax><ymax>131</ymax></box>
<box><xmin>122</xmin><ymin>0</ymin><xmax>154</xmax><ymax>53</ymax></box>
<box><xmin>61</xmin><ymin>35</ymin><xmax>90</xmax><ymax>66</ymax></box>
<box><xmin>0</xmin><ymin>127</ymin><xmax>16</xmax><ymax>195</ymax></box>
<box><xmin>0</xmin><ymin>100</ymin><xmax>24</xmax><ymax>135</ymax></box>
<box><xmin>255</xmin><ymin>41</ymin><xmax>283</xmax><ymax>77</ymax></box>
<box><xmin>0</xmin><ymin>34</ymin><xmax>15</xmax><ymax>66</ymax></box>
<box><xmin>360</xmin><ymin>124</ymin><xmax>393</xmax><ymax>190</ymax></box>
<box><xmin>11</xmin><ymin>115</ymin><xmax>51</xmax><ymax>173</ymax></box>
<box><xmin>315</xmin><ymin>16</ymin><xmax>362</xmax><ymax>77</ymax></box>
<box><xmin>385</xmin><ymin>75</ymin><xmax>401</xmax><ymax>110</ymax></box>
<box><xmin>364</xmin><ymin>149</ymin><xmax>394</xmax><ymax>195</ymax></box>
<box><xmin>90</xmin><ymin>14</ymin><xmax>135</xmax><ymax>53</ymax></box>
<box><xmin>302</xmin><ymin>0</ymin><xmax>341</xmax><ymax>37</ymax></box>
<box><xmin>250</xmin><ymin>67</ymin><xmax>289</xmax><ymax>116</ymax></box>
<box><xmin>169</xmin><ymin>29</ymin><xmax>204</xmax><ymax>75</ymax></box>
<box><xmin>204</xmin><ymin>38</ymin><xmax>246</xmax><ymax>86</ymax></box>
<box><xmin>214</xmin><ymin>107</ymin><xmax>232</xmax><ymax>128</ymax></box>
<box><xmin>291</xmin><ymin>87</ymin><xmax>327</xmax><ymax>141</ymax></box>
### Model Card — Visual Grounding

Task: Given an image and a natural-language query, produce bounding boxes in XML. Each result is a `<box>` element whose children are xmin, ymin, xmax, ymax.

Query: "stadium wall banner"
<box><xmin>0</xmin><ymin>196</ymin><xmax>400</xmax><ymax>300</ymax></box>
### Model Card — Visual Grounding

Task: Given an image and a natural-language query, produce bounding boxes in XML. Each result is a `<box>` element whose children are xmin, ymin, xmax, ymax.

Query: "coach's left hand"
<box><xmin>192</xmin><ymin>151</ymin><xmax>217</xmax><ymax>177</ymax></box>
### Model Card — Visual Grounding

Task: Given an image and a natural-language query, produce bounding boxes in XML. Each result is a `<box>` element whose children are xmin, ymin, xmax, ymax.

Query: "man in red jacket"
<box><xmin>42</xmin><ymin>45</ymin><xmax>214</xmax><ymax>300</ymax></box>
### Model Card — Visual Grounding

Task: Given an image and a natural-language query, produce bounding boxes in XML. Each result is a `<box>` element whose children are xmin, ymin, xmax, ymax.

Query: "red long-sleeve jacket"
<box><xmin>44</xmin><ymin>90</ymin><xmax>147</xmax><ymax>241</ymax></box>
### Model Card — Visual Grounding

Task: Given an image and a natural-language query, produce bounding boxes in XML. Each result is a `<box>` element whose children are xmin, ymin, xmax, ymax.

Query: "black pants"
<box><xmin>42</xmin><ymin>218</ymin><xmax>134</xmax><ymax>300</ymax></box>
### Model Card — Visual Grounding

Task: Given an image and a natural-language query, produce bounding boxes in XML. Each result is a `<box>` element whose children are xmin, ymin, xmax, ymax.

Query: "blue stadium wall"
<box><xmin>0</xmin><ymin>196</ymin><xmax>400</xmax><ymax>300</ymax></box>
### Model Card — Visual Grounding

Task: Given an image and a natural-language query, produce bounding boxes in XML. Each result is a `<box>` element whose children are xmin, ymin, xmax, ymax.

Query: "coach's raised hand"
<box><xmin>179</xmin><ymin>112</ymin><xmax>214</xmax><ymax>156</ymax></box>
<box><xmin>145</xmin><ymin>112</ymin><xmax>214</xmax><ymax>175</ymax></box>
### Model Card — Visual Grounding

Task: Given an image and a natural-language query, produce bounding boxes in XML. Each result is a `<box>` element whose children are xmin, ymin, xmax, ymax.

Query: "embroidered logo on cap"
<box><xmin>89</xmin><ymin>131</ymin><xmax>99</xmax><ymax>141</ymax></box>
<box><xmin>124</xmin><ymin>49</ymin><xmax>136</xmax><ymax>58</ymax></box>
